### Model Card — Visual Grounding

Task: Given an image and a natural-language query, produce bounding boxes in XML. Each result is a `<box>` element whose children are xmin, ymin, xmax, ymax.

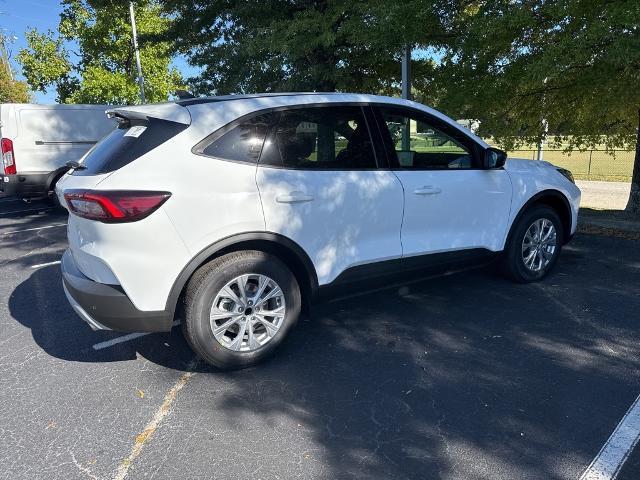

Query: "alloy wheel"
<box><xmin>209</xmin><ymin>274</ymin><xmax>286</xmax><ymax>352</ymax></box>
<box><xmin>521</xmin><ymin>218</ymin><xmax>557</xmax><ymax>272</ymax></box>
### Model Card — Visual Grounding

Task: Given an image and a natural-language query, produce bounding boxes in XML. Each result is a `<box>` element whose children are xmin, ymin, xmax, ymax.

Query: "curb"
<box><xmin>578</xmin><ymin>222</ymin><xmax>640</xmax><ymax>241</ymax></box>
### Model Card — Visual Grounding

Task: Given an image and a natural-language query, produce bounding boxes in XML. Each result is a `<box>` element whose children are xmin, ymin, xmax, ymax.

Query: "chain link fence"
<box><xmin>507</xmin><ymin>149</ymin><xmax>634</xmax><ymax>182</ymax></box>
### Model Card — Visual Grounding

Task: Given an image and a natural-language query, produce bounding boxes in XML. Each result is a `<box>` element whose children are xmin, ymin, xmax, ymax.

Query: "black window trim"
<box><xmin>192</xmin><ymin>102</ymin><xmax>384</xmax><ymax>171</ymax></box>
<box><xmin>370</xmin><ymin>104</ymin><xmax>486</xmax><ymax>171</ymax></box>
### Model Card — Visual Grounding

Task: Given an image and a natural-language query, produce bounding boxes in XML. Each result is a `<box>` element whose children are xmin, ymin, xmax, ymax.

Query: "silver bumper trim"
<box><xmin>63</xmin><ymin>283</ymin><xmax>112</xmax><ymax>331</ymax></box>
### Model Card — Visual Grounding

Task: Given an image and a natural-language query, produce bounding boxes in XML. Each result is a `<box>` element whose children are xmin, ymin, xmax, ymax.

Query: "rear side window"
<box><xmin>73</xmin><ymin>118</ymin><xmax>187</xmax><ymax>175</ymax></box>
<box><xmin>196</xmin><ymin>114</ymin><xmax>274</xmax><ymax>163</ymax></box>
<box><xmin>259</xmin><ymin>106</ymin><xmax>377</xmax><ymax>170</ymax></box>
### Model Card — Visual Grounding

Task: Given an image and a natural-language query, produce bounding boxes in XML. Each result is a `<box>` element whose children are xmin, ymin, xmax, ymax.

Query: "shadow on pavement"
<box><xmin>9</xmin><ymin>233</ymin><xmax>640</xmax><ymax>479</ymax></box>
<box><xmin>8</xmin><ymin>264</ymin><xmax>196</xmax><ymax>370</ymax></box>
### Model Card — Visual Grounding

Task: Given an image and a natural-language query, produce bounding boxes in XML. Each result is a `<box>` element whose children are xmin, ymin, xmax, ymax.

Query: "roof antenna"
<box><xmin>175</xmin><ymin>89</ymin><xmax>196</xmax><ymax>100</ymax></box>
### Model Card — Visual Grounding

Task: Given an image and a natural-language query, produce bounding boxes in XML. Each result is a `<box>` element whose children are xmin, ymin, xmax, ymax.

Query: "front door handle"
<box><xmin>276</xmin><ymin>191</ymin><xmax>314</xmax><ymax>203</ymax></box>
<box><xmin>414</xmin><ymin>186</ymin><xmax>442</xmax><ymax>195</ymax></box>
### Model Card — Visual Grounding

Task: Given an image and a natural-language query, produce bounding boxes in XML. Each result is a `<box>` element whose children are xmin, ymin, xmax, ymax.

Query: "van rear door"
<box><xmin>13</xmin><ymin>105</ymin><xmax>113</xmax><ymax>174</ymax></box>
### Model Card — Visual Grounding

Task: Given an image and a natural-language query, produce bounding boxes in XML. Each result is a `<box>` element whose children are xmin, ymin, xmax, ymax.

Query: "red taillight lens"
<box><xmin>1</xmin><ymin>138</ymin><xmax>16</xmax><ymax>175</ymax></box>
<box><xmin>63</xmin><ymin>190</ymin><xmax>171</xmax><ymax>223</ymax></box>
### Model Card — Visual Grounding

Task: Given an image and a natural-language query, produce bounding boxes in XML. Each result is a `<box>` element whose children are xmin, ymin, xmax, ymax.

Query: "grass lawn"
<box><xmin>507</xmin><ymin>149</ymin><xmax>634</xmax><ymax>182</ymax></box>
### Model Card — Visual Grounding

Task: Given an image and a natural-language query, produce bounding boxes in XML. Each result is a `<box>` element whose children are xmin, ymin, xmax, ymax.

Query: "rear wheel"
<box><xmin>502</xmin><ymin>205</ymin><xmax>563</xmax><ymax>283</ymax></box>
<box><xmin>182</xmin><ymin>250</ymin><xmax>301</xmax><ymax>369</ymax></box>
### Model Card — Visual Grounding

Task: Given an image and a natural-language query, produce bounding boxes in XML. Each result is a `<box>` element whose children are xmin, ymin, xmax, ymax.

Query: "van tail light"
<box><xmin>1</xmin><ymin>138</ymin><xmax>16</xmax><ymax>175</ymax></box>
<box><xmin>63</xmin><ymin>190</ymin><xmax>171</xmax><ymax>223</ymax></box>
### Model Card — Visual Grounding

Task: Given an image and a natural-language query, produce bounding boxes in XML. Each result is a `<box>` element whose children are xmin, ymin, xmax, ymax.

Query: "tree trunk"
<box><xmin>625</xmin><ymin>108</ymin><xmax>640</xmax><ymax>214</ymax></box>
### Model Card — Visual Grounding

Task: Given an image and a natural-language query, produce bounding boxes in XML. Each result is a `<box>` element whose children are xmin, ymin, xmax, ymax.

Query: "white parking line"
<box><xmin>580</xmin><ymin>392</ymin><xmax>640</xmax><ymax>480</ymax></box>
<box><xmin>2</xmin><ymin>223</ymin><xmax>67</xmax><ymax>235</ymax></box>
<box><xmin>92</xmin><ymin>332</ymin><xmax>150</xmax><ymax>350</ymax></box>
<box><xmin>92</xmin><ymin>320</ymin><xmax>180</xmax><ymax>350</ymax></box>
<box><xmin>30</xmin><ymin>260</ymin><xmax>61</xmax><ymax>269</ymax></box>
<box><xmin>113</xmin><ymin>359</ymin><xmax>198</xmax><ymax>480</ymax></box>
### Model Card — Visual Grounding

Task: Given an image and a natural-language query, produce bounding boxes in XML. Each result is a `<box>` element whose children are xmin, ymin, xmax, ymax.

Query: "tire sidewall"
<box><xmin>508</xmin><ymin>206</ymin><xmax>563</xmax><ymax>282</ymax></box>
<box><xmin>188</xmin><ymin>253</ymin><xmax>301</xmax><ymax>369</ymax></box>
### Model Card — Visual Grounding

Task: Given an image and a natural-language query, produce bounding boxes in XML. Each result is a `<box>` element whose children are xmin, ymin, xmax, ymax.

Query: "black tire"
<box><xmin>46</xmin><ymin>175</ymin><xmax>65</xmax><ymax>210</ymax></box>
<box><xmin>47</xmin><ymin>191</ymin><xmax>62</xmax><ymax>210</ymax></box>
<box><xmin>502</xmin><ymin>205</ymin><xmax>563</xmax><ymax>283</ymax></box>
<box><xmin>182</xmin><ymin>250</ymin><xmax>301</xmax><ymax>370</ymax></box>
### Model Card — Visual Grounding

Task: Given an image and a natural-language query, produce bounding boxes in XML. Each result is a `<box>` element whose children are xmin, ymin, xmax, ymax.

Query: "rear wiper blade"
<box><xmin>66</xmin><ymin>160</ymin><xmax>86</xmax><ymax>171</ymax></box>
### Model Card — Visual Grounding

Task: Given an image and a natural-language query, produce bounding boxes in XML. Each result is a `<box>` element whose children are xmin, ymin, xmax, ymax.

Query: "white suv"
<box><xmin>57</xmin><ymin>93</ymin><xmax>581</xmax><ymax>369</ymax></box>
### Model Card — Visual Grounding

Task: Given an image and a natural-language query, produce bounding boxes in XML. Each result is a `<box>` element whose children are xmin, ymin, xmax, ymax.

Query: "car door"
<box><xmin>256</xmin><ymin>105</ymin><xmax>404</xmax><ymax>285</ymax></box>
<box><xmin>373</xmin><ymin>105</ymin><xmax>512</xmax><ymax>256</ymax></box>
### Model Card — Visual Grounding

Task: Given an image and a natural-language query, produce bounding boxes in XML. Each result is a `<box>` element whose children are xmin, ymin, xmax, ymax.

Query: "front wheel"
<box><xmin>502</xmin><ymin>205</ymin><xmax>563</xmax><ymax>283</ymax></box>
<box><xmin>182</xmin><ymin>250</ymin><xmax>301</xmax><ymax>369</ymax></box>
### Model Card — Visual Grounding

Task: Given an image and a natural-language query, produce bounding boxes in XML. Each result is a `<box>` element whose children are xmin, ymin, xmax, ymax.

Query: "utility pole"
<box><xmin>401</xmin><ymin>45</ymin><xmax>411</xmax><ymax>153</ymax></box>
<box><xmin>401</xmin><ymin>45</ymin><xmax>411</xmax><ymax>101</ymax></box>
<box><xmin>0</xmin><ymin>34</ymin><xmax>13</xmax><ymax>80</ymax></box>
<box><xmin>129</xmin><ymin>1</ymin><xmax>145</xmax><ymax>104</ymax></box>
<box><xmin>536</xmin><ymin>77</ymin><xmax>548</xmax><ymax>161</ymax></box>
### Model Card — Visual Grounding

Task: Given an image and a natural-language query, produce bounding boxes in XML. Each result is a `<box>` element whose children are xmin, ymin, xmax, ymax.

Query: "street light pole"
<box><xmin>129</xmin><ymin>1</ymin><xmax>145</xmax><ymax>104</ymax></box>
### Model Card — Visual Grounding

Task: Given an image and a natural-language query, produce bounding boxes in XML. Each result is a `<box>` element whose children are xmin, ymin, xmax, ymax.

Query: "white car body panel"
<box><xmin>59</xmin><ymin>123</ymin><xmax>264</xmax><ymax>311</ymax></box>
<box><xmin>257</xmin><ymin>167</ymin><xmax>404</xmax><ymax>284</ymax></box>
<box><xmin>504</xmin><ymin>158</ymin><xmax>581</xmax><ymax>239</ymax></box>
<box><xmin>57</xmin><ymin>93</ymin><xmax>581</xmax><ymax>318</ymax></box>
<box><xmin>395</xmin><ymin>169</ymin><xmax>513</xmax><ymax>255</ymax></box>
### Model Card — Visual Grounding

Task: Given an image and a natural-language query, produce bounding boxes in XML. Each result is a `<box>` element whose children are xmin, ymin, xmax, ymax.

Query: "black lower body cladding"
<box><xmin>61</xmin><ymin>249</ymin><xmax>173</xmax><ymax>332</ymax></box>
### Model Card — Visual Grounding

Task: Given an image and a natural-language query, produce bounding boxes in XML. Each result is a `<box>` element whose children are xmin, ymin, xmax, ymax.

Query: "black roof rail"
<box><xmin>175</xmin><ymin>92</ymin><xmax>339</xmax><ymax>106</ymax></box>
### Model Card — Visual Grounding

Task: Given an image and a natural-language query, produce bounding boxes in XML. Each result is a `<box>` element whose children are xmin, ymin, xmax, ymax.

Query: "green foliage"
<box><xmin>434</xmin><ymin>0</ymin><xmax>640</xmax><ymax>152</ymax></box>
<box><xmin>0</xmin><ymin>64</ymin><xmax>30</xmax><ymax>103</ymax></box>
<box><xmin>17</xmin><ymin>0</ymin><xmax>183</xmax><ymax>104</ymax></box>
<box><xmin>159</xmin><ymin>0</ymin><xmax>449</xmax><ymax>95</ymax></box>
<box><xmin>17</xmin><ymin>30</ymin><xmax>72</xmax><ymax>97</ymax></box>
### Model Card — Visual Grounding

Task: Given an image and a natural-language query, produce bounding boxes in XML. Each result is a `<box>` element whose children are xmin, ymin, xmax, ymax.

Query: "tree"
<box><xmin>159</xmin><ymin>1</ymin><xmax>450</xmax><ymax>95</ymax></box>
<box><xmin>0</xmin><ymin>64</ymin><xmax>30</xmax><ymax>103</ymax></box>
<box><xmin>17</xmin><ymin>0</ymin><xmax>182</xmax><ymax>104</ymax></box>
<box><xmin>0</xmin><ymin>35</ymin><xmax>30</xmax><ymax>103</ymax></box>
<box><xmin>433</xmin><ymin>0</ymin><xmax>640</xmax><ymax>213</ymax></box>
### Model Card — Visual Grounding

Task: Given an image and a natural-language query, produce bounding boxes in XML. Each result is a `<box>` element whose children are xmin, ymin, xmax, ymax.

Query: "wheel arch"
<box><xmin>166</xmin><ymin>232</ymin><xmax>319</xmax><ymax>317</ymax></box>
<box><xmin>506</xmin><ymin>189</ymin><xmax>573</xmax><ymax>246</ymax></box>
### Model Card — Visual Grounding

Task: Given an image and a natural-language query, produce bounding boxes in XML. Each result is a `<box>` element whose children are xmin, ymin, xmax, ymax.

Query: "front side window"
<box><xmin>378</xmin><ymin>108</ymin><xmax>474</xmax><ymax>170</ymax></box>
<box><xmin>200</xmin><ymin>114</ymin><xmax>274</xmax><ymax>163</ymax></box>
<box><xmin>260</xmin><ymin>106</ymin><xmax>377</xmax><ymax>169</ymax></box>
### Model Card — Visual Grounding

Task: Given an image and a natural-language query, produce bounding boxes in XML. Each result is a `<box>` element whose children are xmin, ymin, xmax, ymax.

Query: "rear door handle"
<box><xmin>414</xmin><ymin>186</ymin><xmax>442</xmax><ymax>195</ymax></box>
<box><xmin>276</xmin><ymin>191</ymin><xmax>314</xmax><ymax>203</ymax></box>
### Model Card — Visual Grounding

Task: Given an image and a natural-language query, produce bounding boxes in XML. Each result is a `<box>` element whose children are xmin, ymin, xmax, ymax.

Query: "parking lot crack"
<box><xmin>70</xmin><ymin>451</ymin><xmax>100</xmax><ymax>480</ymax></box>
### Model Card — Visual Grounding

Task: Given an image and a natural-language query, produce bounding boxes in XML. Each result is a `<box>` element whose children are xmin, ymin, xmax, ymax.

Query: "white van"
<box><xmin>0</xmin><ymin>104</ymin><xmax>114</xmax><ymax>201</ymax></box>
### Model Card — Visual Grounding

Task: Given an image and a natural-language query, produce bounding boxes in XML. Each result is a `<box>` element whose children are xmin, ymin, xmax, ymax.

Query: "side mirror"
<box><xmin>484</xmin><ymin>147</ymin><xmax>507</xmax><ymax>169</ymax></box>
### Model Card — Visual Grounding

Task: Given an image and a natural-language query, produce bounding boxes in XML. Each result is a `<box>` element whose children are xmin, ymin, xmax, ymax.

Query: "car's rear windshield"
<box><xmin>73</xmin><ymin>118</ymin><xmax>188</xmax><ymax>175</ymax></box>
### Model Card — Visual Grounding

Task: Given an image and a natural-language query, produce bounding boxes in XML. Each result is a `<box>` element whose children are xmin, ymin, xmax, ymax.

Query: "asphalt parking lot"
<box><xmin>1</xmin><ymin>196</ymin><xmax>640</xmax><ymax>480</ymax></box>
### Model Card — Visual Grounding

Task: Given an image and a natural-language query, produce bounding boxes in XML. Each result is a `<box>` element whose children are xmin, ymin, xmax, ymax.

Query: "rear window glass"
<box><xmin>197</xmin><ymin>114</ymin><xmax>274</xmax><ymax>163</ymax></box>
<box><xmin>73</xmin><ymin>118</ymin><xmax>187</xmax><ymax>175</ymax></box>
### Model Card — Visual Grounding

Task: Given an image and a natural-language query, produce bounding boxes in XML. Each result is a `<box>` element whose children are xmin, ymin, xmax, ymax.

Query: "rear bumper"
<box><xmin>61</xmin><ymin>249</ymin><xmax>174</xmax><ymax>332</ymax></box>
<box><xmin>0</xmin><ymin>172</ymin><xmax>49</xmax><ymax>198</ymax></box>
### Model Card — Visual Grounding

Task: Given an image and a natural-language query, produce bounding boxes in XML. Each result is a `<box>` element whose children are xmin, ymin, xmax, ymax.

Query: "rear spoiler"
<box><xmin>106</xmin><ymin>102</ymin><xmax>191</xmax><ymax>126</ymax></box>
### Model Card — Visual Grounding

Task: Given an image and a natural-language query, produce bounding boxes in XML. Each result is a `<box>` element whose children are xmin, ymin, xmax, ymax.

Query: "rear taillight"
<box><xmin>1</xmin><ymin>138</ymin><xmax>16</xmax><ymax>175</ymax></box>
<box><xmin>63</xmin><ymin>190</ymin><xmax>171</xmax><ymax>223</ymax></box>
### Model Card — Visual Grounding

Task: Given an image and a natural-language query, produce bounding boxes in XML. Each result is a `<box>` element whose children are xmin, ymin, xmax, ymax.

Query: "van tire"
<box><xmin>182</xmin><ymin>250</ymin><xmax>301</xmax><ymax>370</ymax></box>
<box><xmin>46</xmin><ymin>170</ymin><xmax>67</xmax><ymax>210</ymax></box>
